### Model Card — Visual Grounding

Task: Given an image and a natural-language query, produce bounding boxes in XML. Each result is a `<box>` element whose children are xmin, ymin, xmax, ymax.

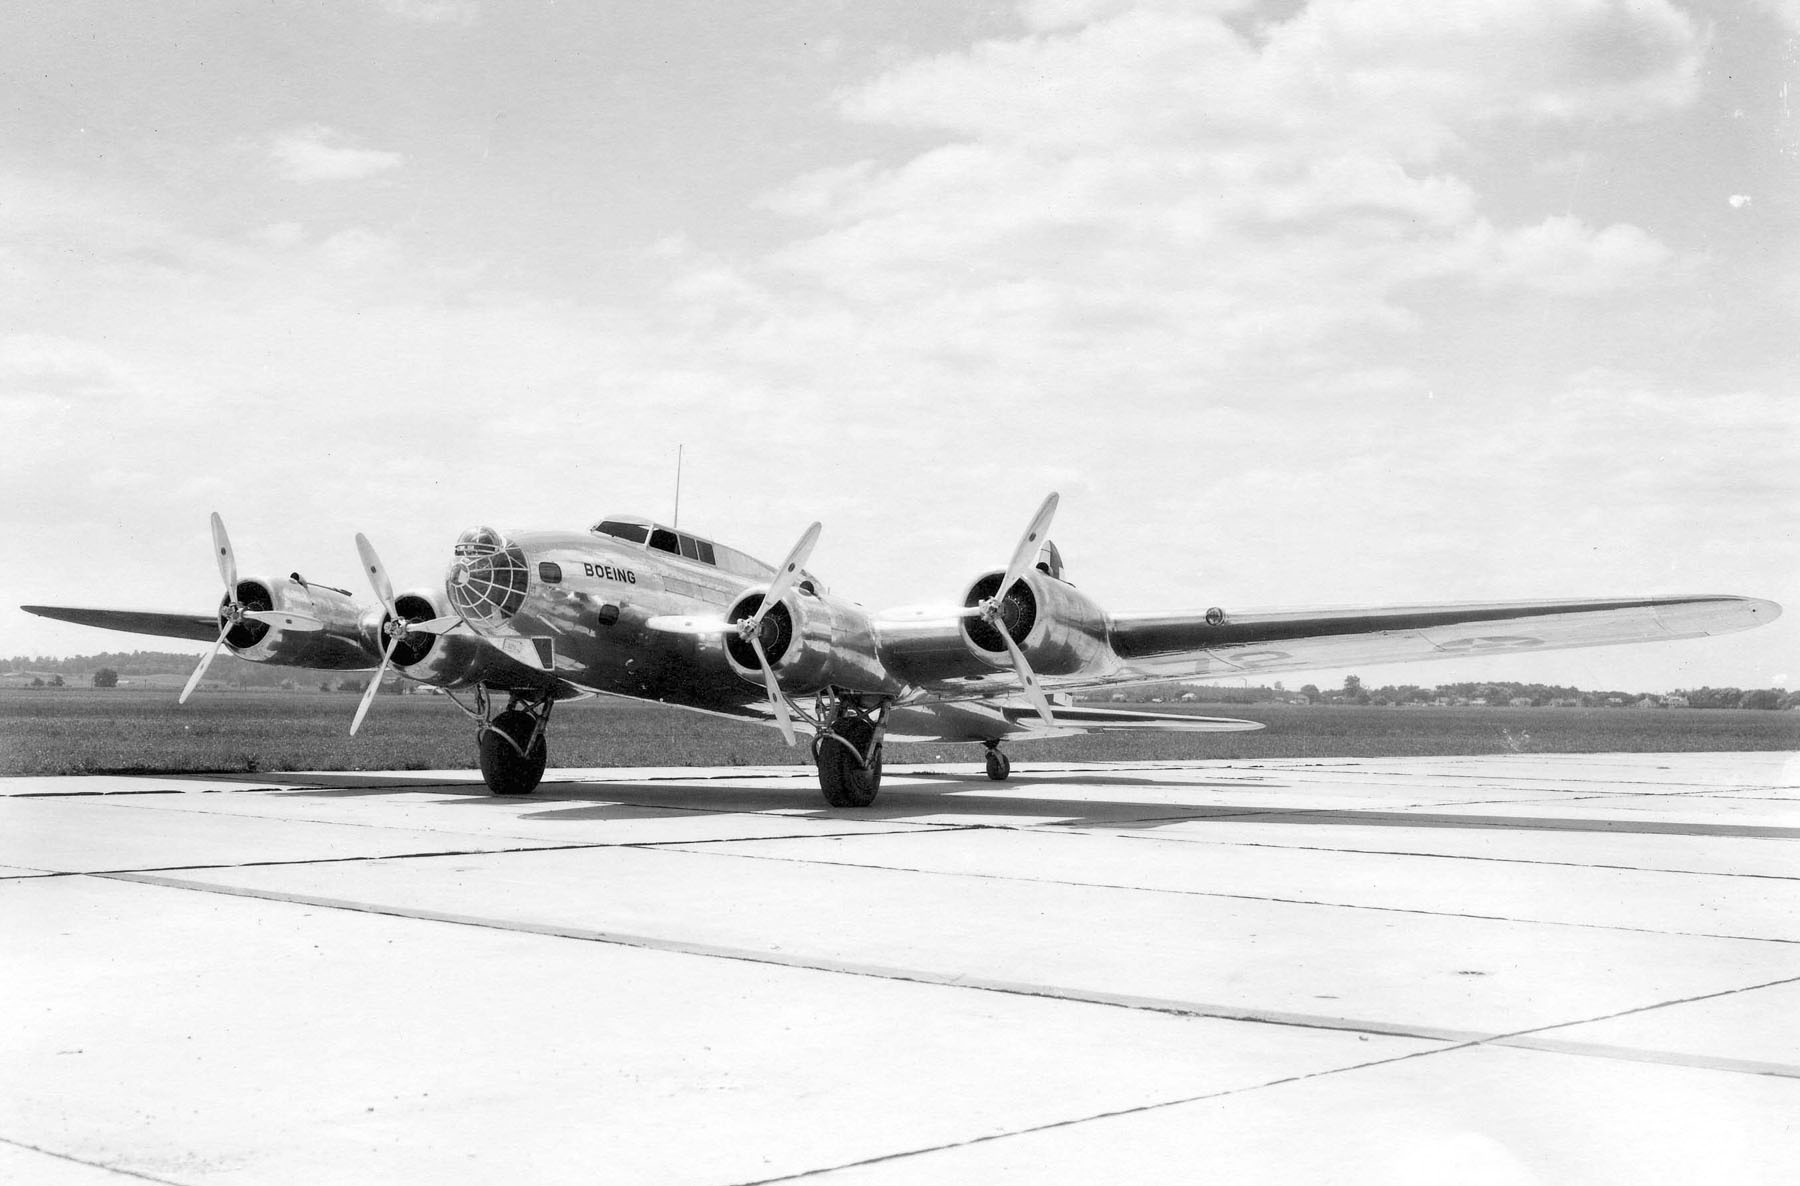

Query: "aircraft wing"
<box><xmin>1107</xmin><ymin>594</ymin><xmax>1781</xmax><ymax>682</ymax></box>
<box><xmin>21</xmin><ymin>605</ymin><xmax>225</xmax><ymax>644</ymax></box>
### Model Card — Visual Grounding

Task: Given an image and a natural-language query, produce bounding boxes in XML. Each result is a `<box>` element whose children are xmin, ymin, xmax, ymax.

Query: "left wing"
<box><xmin>880</xmin><ymin>592</ymin><xmax>1780</xmax><ymax>707</ymax></box>
<box><xmin>1107</xmin><ymin>594</ymin><xmax>1781</xmax><ymax>683</ymax></box>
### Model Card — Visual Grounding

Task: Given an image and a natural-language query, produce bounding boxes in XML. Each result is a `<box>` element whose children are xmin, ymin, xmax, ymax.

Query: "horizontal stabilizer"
<box><xmin>21</xmin><ymin>605</ymin><xmax>221</xmax><ymax>644</ymax></box>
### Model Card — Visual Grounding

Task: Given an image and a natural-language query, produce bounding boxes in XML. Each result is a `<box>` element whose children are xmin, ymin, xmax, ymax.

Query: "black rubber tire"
<box><xmin>479</xmin><ymin>708</ymin><xmax>547</xmax><ymax>796</ymax></box>
<box><xmin>984</xmin><ymin>748</ymin><xmax>1011</xmax><ymax>781</ymax></box>
<box><xmin>817</xmin><ymin>717</ymin><xmax>882</xmax><ymax>808</ymax></box>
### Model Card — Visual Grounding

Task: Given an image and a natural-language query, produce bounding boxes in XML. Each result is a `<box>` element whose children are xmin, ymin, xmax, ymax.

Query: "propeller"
<box><xmin>978</xmin><ymin>493</ymin><xmax>1059</xmax><ymax>726</ymax></box>
<box><xmin>872</xmin><ymin>493</ymin><xmax>1060</xmax><ymax>726</ymax></box>
<box><xmin>179</xmin><ymin>512</ymin><xmax>323</xmax><ymax>704</ymax></box>
<box><xmin>349</xmin><ymin>534</ymin><xmax>400</xmax><ymax>735</ymax></box>
<box><xmin>646</xmin><ymin>521</ymin><xmax>821</xmax><ymax>745</ymax></box>
<box><xmin>349</xmin><ymin>533</ymin><xmax>461</xmax><ymax>735</ymax></box>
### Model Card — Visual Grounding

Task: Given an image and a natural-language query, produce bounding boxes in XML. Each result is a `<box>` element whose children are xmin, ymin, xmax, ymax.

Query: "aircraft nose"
<box><xmin>446</xmin><ymin>526</ymin><xmax>529</xmax><ymax>627</ymax></box>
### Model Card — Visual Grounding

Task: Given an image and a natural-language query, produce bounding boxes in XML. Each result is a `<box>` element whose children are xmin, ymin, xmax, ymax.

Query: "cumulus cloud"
<box><xmin>744</xmin><ymin>0</ymin><xmax>1700</xmax><ymax>390</ymax></box>
<box><xmin>1451</xmin><ymin>216</ymin><xmax>1675</xmax><ymax>294</ymax></box>
<box><xmin>0</xmin><ymin>334</ymin><xmax>140</xmax><ymax>397</ymax></box>
<box><xmin>373</xmin><ymin>0</ymin><xmax>479</xmax><ymax>26</ymax></box>
<box><xmin>269</xmin><ymin>125</ymin><xmax>403</xmax><ymax>183</ymax></box>
<box><xmin>1749</xmin><ymin>0</ymin><xmax>1800</xmax><ymax>32</ymax></box>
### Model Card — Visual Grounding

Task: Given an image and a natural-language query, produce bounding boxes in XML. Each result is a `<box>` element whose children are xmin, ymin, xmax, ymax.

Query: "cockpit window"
<box><xmin>593</xmin><ymin>516</ymin><xmax>732</xmax><ymax>572</ymax></box>
<box><xmin>594</xmin><ymin>520</ymin><xmax>649</xmax><ymax>545</ymax></box>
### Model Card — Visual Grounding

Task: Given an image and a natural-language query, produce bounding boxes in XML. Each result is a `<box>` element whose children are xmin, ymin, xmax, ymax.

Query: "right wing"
<box><xmin>21</xmin><ymin>605</ymin><xmax>224</xmax><ymax>645</ymax></box>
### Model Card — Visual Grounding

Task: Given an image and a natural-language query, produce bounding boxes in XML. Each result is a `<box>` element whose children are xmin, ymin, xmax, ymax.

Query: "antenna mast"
<box><xmin>672</xmin><ymin>444</ymin><xmax>683</xmax><ymax>528</ymax></box>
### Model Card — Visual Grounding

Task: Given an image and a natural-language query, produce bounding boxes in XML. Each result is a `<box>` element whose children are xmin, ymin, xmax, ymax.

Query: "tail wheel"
<box><xmin>480</xmin><ymin>708</ymin><xmax>547</xmax><ymax>796</ymax></box>
<box><xmin>818</xmin><ymin>716</ymin><xmax>882</xmax><ymax>808</ymax></box>
<box><xmin>984</xmin><ymin>747</ymin><xmax>1011</xmax><ymax>781</ymax></box>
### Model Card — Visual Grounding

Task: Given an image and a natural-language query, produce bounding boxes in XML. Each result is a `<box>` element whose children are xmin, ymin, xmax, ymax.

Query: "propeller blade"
<box><xmin>748</xmin><ymin>632</ymin><xmax>797</xmax><ymax>746</ymax></box>
<box><xmin>243</xmin><ymin>610</ymin><xmax>325</xmax><ymax>632</ymax></box>
<box><xmin>350</xmin><ymin>635</ymin><xmax>400</xmax><ymax>736</ymax></box>
<box><xmin>395</xmin><ymin>615</ymin><xmax>467</xmax><ymax>636</ymax></box>
<box><xmin>210</xmin><ymin>511</ymin><xmax>238</xmax><ymax>593</ymax></box>
<box><xmin>646</xmin><ymin>614</ymin><xmax>732</xmax><ymax>635</ymax></box>
<box><xmin>750</xmin><ymin>521</ymin><xmax>822</xmax><ymax>629</ymax></box>
<box><xmin>354</xmin><ymin>533</ymin><xmax>400</xmax><ymax>618</ymax></box>
<box><xmin>179</xmin><ymin>625</ymin><xmax>231</xmax><ymax>704</ymax></box>
<box><xmin>997</xmin><ymin>625</ymin><xmax>1056</xmax><ymax>728</ymax></box>
<box><xmin>999</xmin><ymin>492</ymin><xmax>1059</xmax><ymax>599</ymax></box>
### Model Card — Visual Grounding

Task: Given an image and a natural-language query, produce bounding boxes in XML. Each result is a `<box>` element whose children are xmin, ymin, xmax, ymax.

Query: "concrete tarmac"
<box><xmin>2</xmin><ymin>751</ymin><xmax>1797</xmax><ymax>1184</ymax></box>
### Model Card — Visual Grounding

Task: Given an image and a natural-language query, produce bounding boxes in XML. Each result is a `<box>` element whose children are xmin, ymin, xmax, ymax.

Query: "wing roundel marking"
<box><xmin>1436</xmin><ymin>636</ymin><xmax>1544</xmax><ymax>652</ymax></box>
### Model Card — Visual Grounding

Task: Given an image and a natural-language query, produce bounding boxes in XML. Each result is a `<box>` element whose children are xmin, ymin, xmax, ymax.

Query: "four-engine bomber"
<box><xmin>22</xmin><ymin>494</ymin><xmax>1782</xmax><ymax>806</ymax></box>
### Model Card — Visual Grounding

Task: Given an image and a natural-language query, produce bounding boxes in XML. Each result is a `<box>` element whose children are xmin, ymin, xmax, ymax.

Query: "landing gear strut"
<box><xmin>811</xmin><ymin>688</ymin><xmax>889</xmax><ymax>808</ymax></box>
<box><xmin>984</xmin><ymin>742</ymin><xmax>1012</xmax><ymax>781</ymax></box>
<box><xmin>449</xmin><ymin>686</ymin><xmax>552</xmax><ymax>797</ymax></box>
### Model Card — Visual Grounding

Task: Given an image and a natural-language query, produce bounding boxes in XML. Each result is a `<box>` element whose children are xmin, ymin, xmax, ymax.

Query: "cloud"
<box><xmin>847</xmin><ymin>1</ymin><xmax>1702</xmax><ymax>151</ymax></box>
<box><xmin>743</xmin><ymin>0</ymin><xmax>1700</xmax><ymax>396</ymax></box>
<box><xmin>1749</xmin><ymin>0</ymin><xmax>1800</xmax><ymax>32</ymax></box>
<box><xmin>0</xmin><ymin>334</ymin><xmax>141</xmax><ymax>400</ymax></box>
<box><xmin>1450</xmin><ymin>216</ymin><xmax>1675</xmax><ymax>294</ymax></box>
<box><xmin>372</xmin><ymin>0</ymin><xmax>479</xmax><ymax>26</ymax></box>
<box><xmin>269</xmin><ymin>125</ymin><xmax>403</xmax><ymax>183</ymax></box>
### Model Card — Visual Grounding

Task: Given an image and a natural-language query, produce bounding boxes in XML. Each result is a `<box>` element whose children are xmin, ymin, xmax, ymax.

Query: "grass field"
<box><xmin>1</xmin><ymin>688</ymin><xmax>1794</xmax><ymax>777</ymax></box>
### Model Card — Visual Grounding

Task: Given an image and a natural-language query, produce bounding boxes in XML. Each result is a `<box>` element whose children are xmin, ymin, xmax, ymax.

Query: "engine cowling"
<box><xmin>722</xmin><ymin>586</ymin><xmax>898</xmax><ymax>696</ymax></box>
<box><xmin>381</xmin><ymin>590</ymin><xmax>486</xmax><ymax>687</ymax></box>
<box><xmin>959</xmin><ymin>569</ymin><xmax>1112</xmax><ymax>677</ymax></box>
<box><xmin>221</xmin><ymin>576</ymin><xmax>380</xmax><ymax>670</ymax></box>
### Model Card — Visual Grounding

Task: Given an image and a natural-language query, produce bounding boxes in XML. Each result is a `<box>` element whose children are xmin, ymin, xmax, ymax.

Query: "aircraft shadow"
<box><xmin>255</xmin><ymin>771</ymin><xmax>1797</xmax><ymax>840</ymax></box>
<box><xmin>516</xmin><ymin>782</ymin><xmax>1799</xmax><ymax>840</ymax></box>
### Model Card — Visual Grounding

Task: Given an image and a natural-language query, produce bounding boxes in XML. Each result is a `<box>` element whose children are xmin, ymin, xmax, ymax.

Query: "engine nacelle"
<box><xmin>722</xmin><ymin>586</ymin><xmax>899</xmax><ymax>696</ymax></box>
<box><xmin>959</xmin><ymin>569</ymin><xmax>1112</xmax><ymax>677</ymax></box>
<box><xmin>222</xmin><ymin>576</ymin><xmax>380</xmax><ymax>670</ymax></box>
<box><xmin>383</xmin><ymin>590</ymin><xmax>486</xmax><ymax>687</ymax></box>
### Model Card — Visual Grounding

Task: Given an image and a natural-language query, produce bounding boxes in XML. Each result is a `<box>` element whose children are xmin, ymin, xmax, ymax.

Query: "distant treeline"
<box><xmin>4</xmin><ymin>651</ymin><xmax>1795</xmax><ymax>710</ymax></box>
<box><xmin>2</xmin><ymin>650</ymin><xmax>328</xmax><ymax>689</ymax></box>
<box><xmin>1093</xmin><ymin>675</ymin><xmax>1797</xmax><ymax>710</ymax></box>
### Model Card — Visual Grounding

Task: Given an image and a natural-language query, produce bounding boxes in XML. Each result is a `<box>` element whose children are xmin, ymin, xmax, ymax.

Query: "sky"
<box><xmin>3</xmin><ymin>0</ymin><xmax>1796</xmax><ymax>694</ymax></box>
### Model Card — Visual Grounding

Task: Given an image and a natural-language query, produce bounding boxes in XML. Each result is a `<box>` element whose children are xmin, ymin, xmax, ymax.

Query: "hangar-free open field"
<box><xmin>1</xmin><ymin>688</ymin><xmax>1793</xmax><ymax>777</ymax></box>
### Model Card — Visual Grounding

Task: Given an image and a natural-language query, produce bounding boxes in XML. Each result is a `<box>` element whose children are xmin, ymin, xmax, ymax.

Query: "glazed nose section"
<box><xmin>447</xmin><ymin>526</ymin><xmax>529</xmax><ymax>628</ymax></box>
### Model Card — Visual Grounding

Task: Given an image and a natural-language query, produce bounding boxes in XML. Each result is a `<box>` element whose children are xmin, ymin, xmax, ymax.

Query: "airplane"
<box><xmin>22</xmin><ymin>494</ymin><xmax>1781</xmax><ymax>806</ymax></box>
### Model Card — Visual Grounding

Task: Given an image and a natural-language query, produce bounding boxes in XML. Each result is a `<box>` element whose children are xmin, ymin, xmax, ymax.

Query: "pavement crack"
<box><xmin>0</xmin><ymin>1134</ymin><xmax>187</xmax><ymax>1184</ymax></box>
<box><xmin>633</xmin><ymin>844</ymin><xmax>1800</xmax><ymax>946</ymax></box>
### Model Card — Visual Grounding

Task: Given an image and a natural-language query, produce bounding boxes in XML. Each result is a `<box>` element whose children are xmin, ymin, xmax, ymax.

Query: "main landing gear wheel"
<box><xmin>480</xmin><ymin>707</ymin><xmax>548</xmax><ymax>796</ymax></box>
<box><xmin>817</xmin><ymin>715</ymin><xmax>882</xmax><ymax>808</ymax></box>
<box><xmin>984</xmin><ymin>744</ymin><xmax>1012</xmax><ymax>781</ymax></box>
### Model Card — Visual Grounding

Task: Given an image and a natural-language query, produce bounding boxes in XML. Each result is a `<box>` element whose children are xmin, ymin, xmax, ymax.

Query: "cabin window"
<box><xmin>649</xmin><ymin>528</ymin><xmax>680</xmax><ymax>554</ymax></box>
<box><xmin>538</xmin><ymin>562</ymin><xmax>563</xmax><ymax>583</ymax></box>
<box><xmin>594</xmin><ymin>604</ymin><xmax>621</xmax><ymax>627</ymax></box>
